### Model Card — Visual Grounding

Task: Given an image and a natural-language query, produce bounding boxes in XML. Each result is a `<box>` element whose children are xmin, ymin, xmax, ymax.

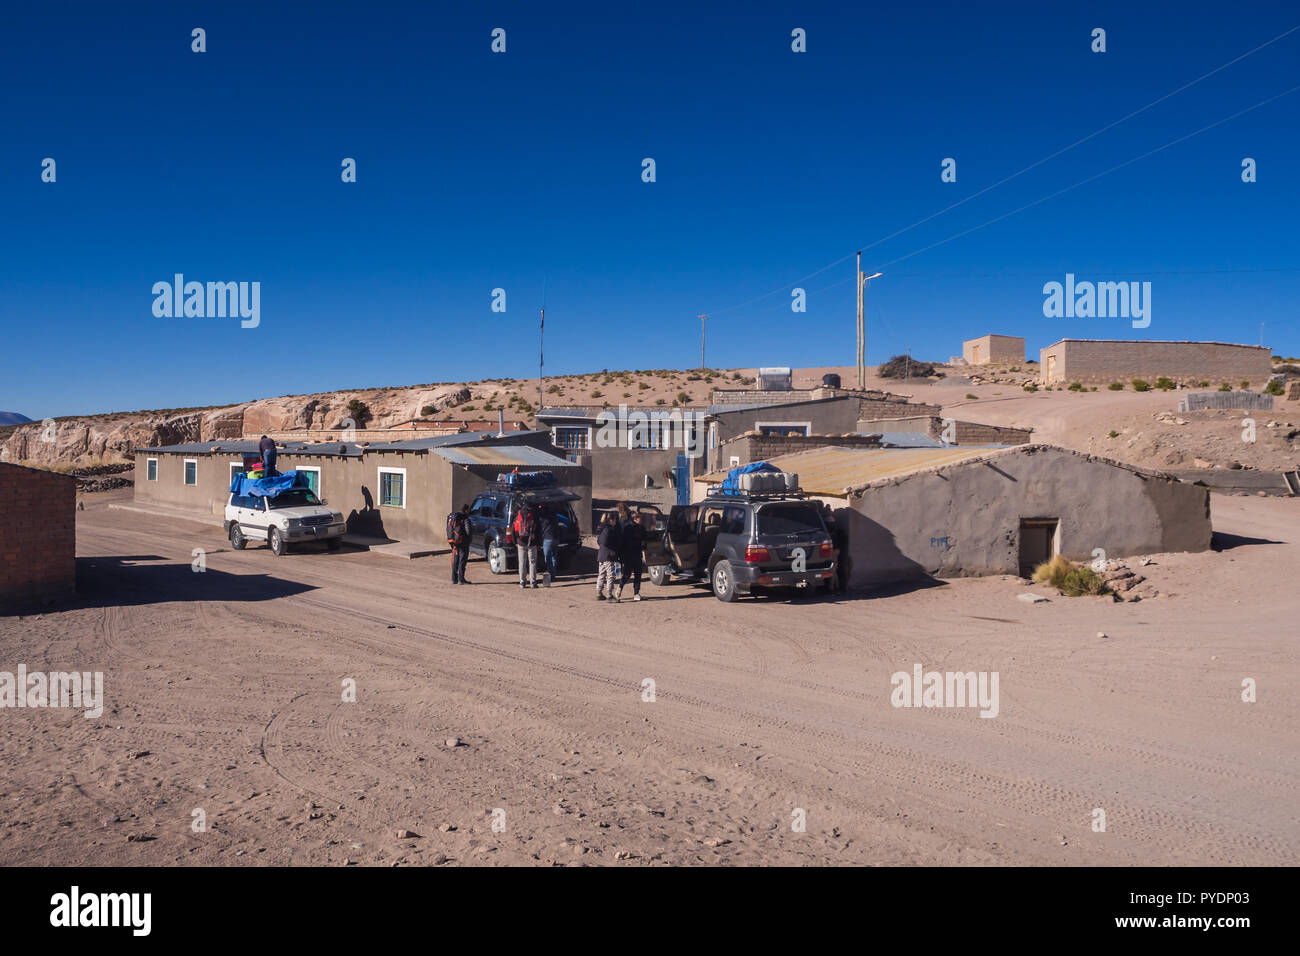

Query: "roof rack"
<box><xmin>705</xmin><ymin>487</ymin><xmax>808</xmax><ymax>501</ymax></box>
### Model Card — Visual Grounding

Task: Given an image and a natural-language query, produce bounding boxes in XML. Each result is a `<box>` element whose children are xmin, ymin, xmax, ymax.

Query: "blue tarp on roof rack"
<box><xmin>229</xmin><ymin>470</ymin><xmax>310</xmax><ymax>498</ymax></box>
<box><xmin>716</xmin><ymin>461</ymin><xmax>779</xmax><ymax>496</ymax></box>
<box><xmin>496</xmin><ymin>470</ymin><xmax>556</xmax><ymax>489</ymax></box>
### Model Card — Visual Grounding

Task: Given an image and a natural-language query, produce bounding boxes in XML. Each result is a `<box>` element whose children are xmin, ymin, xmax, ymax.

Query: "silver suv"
<box><xmin>225</xmin><ymin>487</ymin><xmax>346</xmax><ymax>556</ymax></box>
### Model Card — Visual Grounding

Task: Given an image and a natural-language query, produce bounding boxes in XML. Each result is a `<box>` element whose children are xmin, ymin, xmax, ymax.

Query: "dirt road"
<box><xmin>1</xmin><ymin>491</ymin><xmax>1296</xmax><ymax>866</ymax></box>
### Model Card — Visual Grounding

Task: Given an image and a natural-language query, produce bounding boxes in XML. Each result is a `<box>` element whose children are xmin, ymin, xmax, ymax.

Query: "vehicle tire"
<box><xmin>711</xmin><ymin>560</ymin><xmax>738</xmax><ymax>603</ymax></box>
<box><xmin>327</xmin><ymin>537</ymin><xmax>342</xmax><ymax>551</ymax></box>
<box><xmin>648</xmin><ymin>565</ymin><xmax>670</xmax><ymax>587</ymax></box>
<box><xmin>269</xmin><ymin>527</ymin><xmax>287</xmax><ymax>556</ymax></box>
<box><xmin>229</xmin><ymin>523</ymin><xmax>247</xmax><ymax>550</ymax></box>
<box><xmin>488</xmin><ymin>539</ymin><xmax>509</xmax><ymax>575</ymax></box>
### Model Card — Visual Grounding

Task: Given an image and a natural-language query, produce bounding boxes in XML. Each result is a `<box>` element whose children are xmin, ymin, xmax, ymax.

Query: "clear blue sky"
<box><xmin>3</xmin><ymin>1</ymin><xmax>1297</xmax><ymax>418</ymax></box>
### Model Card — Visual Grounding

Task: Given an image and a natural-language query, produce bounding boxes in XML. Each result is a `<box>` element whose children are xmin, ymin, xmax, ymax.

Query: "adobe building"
<box><xmin>133</xmin><ymin>431</ymin><xmax>592</xmax><ymax>546</ymax></box>
<box><xmin>695</xmin><ymin>444</ymin><xmax>1211</xmax><ymax>586</ymax></box>
<box><xmin>0</xmin><ymin>462</ymin><xmax>77</xmax><ymax>606</ymax></box>
<box><xmin>1039</xmin><ymin>339</ymin><xmax>1272</xmax><ymax>387</ymax></box>
<box><xmin>962</xmin><ymin>334</ymin><xmax>1025</xmax><ymax>366</ymax></box>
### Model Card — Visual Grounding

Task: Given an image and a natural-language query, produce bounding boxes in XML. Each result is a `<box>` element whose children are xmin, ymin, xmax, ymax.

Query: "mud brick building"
<box><xmin>962</xmin><ymin>334</ymin><xmax>1025</xmax><ymax>365</ymax></box>
<box><xmin>0</xmin><ymin>462</ymin><xmax>77</xmax><ymax>606</ymax></box>
<box><xmin>1039</xmin><ymin>339</ymin><xmax>1272</xmax><ymax>387</ymax></box>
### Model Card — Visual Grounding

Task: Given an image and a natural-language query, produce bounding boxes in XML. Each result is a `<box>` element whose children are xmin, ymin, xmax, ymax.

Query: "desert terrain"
<box><xmin>0</xmin><ymin>487</ymin><xmax>1295</xmax><ymax>866</ymax></box>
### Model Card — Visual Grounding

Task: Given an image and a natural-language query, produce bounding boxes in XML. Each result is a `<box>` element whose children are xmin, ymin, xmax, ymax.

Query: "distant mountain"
<box><xmin>0</xmin><ymin>412</ymin><xmax>33</xmax><ymax>426</ymax></box>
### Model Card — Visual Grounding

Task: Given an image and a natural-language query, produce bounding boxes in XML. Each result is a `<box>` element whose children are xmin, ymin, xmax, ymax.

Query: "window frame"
<box><xmin>146</xmin><ymin>457</ymin><xmax>158</xmax><ymax>481</ymax></box>
<box><xmin>377</xmin><ymin>466</ymin><xmax>407</xmax><ymax>509</ymax></box>
<box><xmin>297</xmin><ymin>465</ymin><xmax>322</xmax><ymax>495</ymax></box>
<box><xmin>183</xmin><ymin>458</ymin><xmax>198</xmax><ymax>486</ymax></box>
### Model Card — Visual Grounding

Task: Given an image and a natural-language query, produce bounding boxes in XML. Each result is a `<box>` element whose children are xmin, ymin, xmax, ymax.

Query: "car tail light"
<box><xmin>819</xmin><ymin>539</ymin><xmax>833</xmax><ymax>558</ymax></box>
<box><xmin>745</xmin><ymin>545</ymin><xmax>770</xmax><ymax>563</ymax></box>
<box><xmin>505</xmin><ymin>530</ymin><xmax>514</xmax><ymax>544</ymax></box>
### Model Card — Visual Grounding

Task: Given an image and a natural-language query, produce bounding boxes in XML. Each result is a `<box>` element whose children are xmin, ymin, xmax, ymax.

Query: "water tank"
<box><xmin>822</xmin><ymin>373</ymin><xmax>841</xmax><ymax>389</ymax></box>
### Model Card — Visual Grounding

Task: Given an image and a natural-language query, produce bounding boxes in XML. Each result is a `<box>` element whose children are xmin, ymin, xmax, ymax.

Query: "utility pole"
<box><xmin>856</xmin><ymin>252</ymin><xmax>864</xmax><ymax>390</ymax></box>
<box><xmin>538</xmin><ymin>307</ymin><xmax>545</xmax><ymax>416</ymax></box>
<box><xmin>697</xmin><ymin>314</ymin><xmax>709</xmax><ymax>371</ymax></box>
<box><xmin>856</xmin><ymin>262</ymin><xmax>883</xmax><ymax>390</ymax></box>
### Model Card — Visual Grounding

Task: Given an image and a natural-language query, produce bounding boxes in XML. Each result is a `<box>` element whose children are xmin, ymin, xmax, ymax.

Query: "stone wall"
<box><xmin>0</xmin><ymin>463</ymin><xmax>77</xmax><ymax>605</ymax></box>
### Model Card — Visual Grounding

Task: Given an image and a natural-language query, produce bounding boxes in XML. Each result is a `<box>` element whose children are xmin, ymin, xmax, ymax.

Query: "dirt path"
<box><xmin>1</xmin><ymin>491</ymin><xmax>1296</xmax><ymax>866</ymax></box>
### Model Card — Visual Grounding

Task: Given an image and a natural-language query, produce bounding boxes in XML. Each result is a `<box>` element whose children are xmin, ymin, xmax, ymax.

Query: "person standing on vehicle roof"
<box><xmin>512</xmin><ymin>502</ymin><xmax>539</xmax><ymax>589</ymax></box>
<box><xmin>447</xmin><ymin>503</ymin><xmax>471</xmax><ymax>585</ymax></box>
<box><xmin>259</xmin><ymin>435</ymin><xmax>277</xmax><ymax>476</ymax></box>
<box><xmin>595</xmin><ymin>511</ymin><xmax>620</xmax><ymax>601</ymax></box>
<box><xmin>615</xmin><ymin>502</ymin><xmax>645</xmax><ymax>603</ymax></box>
<box><xmin>538</xmin><ymin>505</ymin><xmax>558</xmax><ymax>587</ymax></box>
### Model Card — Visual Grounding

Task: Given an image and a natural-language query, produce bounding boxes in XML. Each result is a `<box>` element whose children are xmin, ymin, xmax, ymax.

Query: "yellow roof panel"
<box><xmin>709</xmin><ymin>446</ymin><xmax>1007</xmax><ymax>497</ymax></box>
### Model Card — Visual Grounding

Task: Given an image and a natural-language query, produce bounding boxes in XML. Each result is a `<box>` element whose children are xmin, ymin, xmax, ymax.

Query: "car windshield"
<box><xmin>267</xmin><ymin>490</ymin><xmax>323</xmax><ymax>509</ymax></box>
<box><xmin>756</xmin><ymin>503</ymin><xmax>824</xmax><ymax>536</ymax></box>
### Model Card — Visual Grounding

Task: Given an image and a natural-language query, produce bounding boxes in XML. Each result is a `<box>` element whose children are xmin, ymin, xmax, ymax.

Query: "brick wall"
<box><xmin>952</xmin><ymin>421</ymin><xmax>1033</xmax><ymax>444</ymax></box>
<box><xmin>1040</xmin><ymin>340</ymin><xmax>1272</xmax><ymax>386</ymax></box>
<box><xmin>962</xmin><ymin>335</ymin><xmax>1025</xmax><ymax>365</ymax></box>
<box><xmin>0</xmin><ymin>463</ymin><xmax>77</xmax><ymax>605</ymax></box>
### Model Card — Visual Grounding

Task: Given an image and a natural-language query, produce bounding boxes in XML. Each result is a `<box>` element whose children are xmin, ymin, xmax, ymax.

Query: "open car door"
<box><xmin>638</xmin><ymin>505</ymin><xmax>671</xmax><ymax>567</ymax></box>
<box><xmin>664</xmin><ymin>504</ymin><xmax>700</xmax><ymax>570</ymax></box>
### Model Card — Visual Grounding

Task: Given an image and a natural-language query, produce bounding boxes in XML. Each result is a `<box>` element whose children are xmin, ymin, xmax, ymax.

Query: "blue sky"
<box><xmin>2</xmin><ymin>1</ymin><xmax>1297</xmax><ymax>418</ymax></box>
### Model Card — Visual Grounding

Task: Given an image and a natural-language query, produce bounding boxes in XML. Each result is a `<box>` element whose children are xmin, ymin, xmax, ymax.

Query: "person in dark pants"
<box><xmin>258</xmin><ymin>434</ymin><xmax>277</xmax><ymax>476</ymax></box>
<box><xmin>448</xmin><ymin>503</ymin><xmax>471</xmax><ymax>584</ymax></box>
<box><xmin>538</xmin><ymin>506</ymin><xmax>558</xmax><ymax>587</ymax></box>
<box><xmin>615</xmin><ymin>503</ymin><xmax>645</xmax><ymax>602</ymax></box>
<box><xmin>822</xmin><ymin>503</ymin><xmax>849</xmax><ymax>594</ymax></box>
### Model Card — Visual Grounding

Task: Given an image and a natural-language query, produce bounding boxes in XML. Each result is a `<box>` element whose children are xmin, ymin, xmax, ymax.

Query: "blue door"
<box><xmin>674</xmin><ymin>454</ymin><xmax>690</xmax><ymax>506</ymax></box>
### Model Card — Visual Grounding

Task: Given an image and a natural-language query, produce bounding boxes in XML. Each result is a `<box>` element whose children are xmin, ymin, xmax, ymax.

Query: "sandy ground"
<box><xmin>1</xmin><ymin>488</ymin><xmax>1296</xmax><ymax>867</ymax></box>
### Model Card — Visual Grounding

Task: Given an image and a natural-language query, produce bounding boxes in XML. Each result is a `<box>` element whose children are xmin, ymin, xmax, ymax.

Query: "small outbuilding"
<box><xmin>0</xmin><ymin>462</ymin><xmax>77</xmax><ymax>606</ymax></box>
<box><xmin>962</xmin><ymin>334</ymin><xmax>1025</xmax><ymax>365</ymax></box>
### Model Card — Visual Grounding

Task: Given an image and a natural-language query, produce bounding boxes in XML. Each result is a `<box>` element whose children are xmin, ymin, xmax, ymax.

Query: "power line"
<box><xmin>704</xmin><ymin>22</ymin><xmax>1300</xmax><ymax>318</ymax></box>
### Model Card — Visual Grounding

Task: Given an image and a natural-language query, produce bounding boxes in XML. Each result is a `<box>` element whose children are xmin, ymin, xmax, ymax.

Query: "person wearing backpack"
<box><xmin>512</xmin><ymin>503</ymin><xmax>539</xmax><ymax>588</ymax></box>
<box><xmin>446</xmin><ymin>503</ymin><xmax>471</xmax><ymax>584</ymax></box>
<box><xmin>595</xmin><ymin>511</ymin><xmax>620</xmax><ymax>601</ymax></box>
<box><xmin>615</xmin><ymin>503</ymin><xmax>645</xmax><ymax>602</ymax></box>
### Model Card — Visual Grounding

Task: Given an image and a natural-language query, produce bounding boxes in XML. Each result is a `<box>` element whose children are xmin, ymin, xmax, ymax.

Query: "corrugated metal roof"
<box><xmin>709</xmin><ymin>445</ymin><xmax>1015</xmax><ymax>497</ymax></box>
<box><xmin>431</xmin><ymin>444</ymin><xmax>579</xmax><ymax>467</ymax></box>
<box><xmin>138</xmin><ymin>440</ymin><xmax>364</xmax><ymax>457</ymax></box>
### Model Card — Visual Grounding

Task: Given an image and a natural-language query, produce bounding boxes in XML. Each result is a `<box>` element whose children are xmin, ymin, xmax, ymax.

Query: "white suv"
<box><xmin>225</xmin><ymin>486</ymin><xmax>346</xmax><ymax>556</ymax></box>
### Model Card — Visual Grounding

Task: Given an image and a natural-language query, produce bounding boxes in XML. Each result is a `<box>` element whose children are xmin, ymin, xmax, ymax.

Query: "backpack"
<box><xmin>446</xmin><ymin>511</ymin><xmax>466</xmax><ymax>544</ymax></box>
<box><xmin>514</xmin><ymin>506</ymin><xmax>537</xmax><ymax>542</ymax></box>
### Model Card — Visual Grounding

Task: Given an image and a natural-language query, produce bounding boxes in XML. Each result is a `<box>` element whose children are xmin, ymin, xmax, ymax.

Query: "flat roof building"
<box><xmin>962</xmin><ymin>334</ymin><xmax>1025</xmax><ymax>366</ymax></box>
<box><xmin>1039</xmin><ymin>339</ymin><xmax>1271</xmax><ymax>387</ymax></box>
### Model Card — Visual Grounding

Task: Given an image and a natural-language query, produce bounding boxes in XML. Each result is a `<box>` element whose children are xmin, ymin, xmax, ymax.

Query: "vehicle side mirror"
<box><xmin>321</xmin><ymin>499</ymin><xmax>328</xmax><ymax>505</ymax></box>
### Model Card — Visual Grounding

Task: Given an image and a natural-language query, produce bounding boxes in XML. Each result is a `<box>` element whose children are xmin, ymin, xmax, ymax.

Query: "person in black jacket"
<box><xmin>595</xmin><ymin>512</ymin><xmax>620</xmax><ymax>600</ymax></box>
<box><xmin>538</xmin><ymin>506</ymin><xmax>558</xmax><ymax>587</ymax></box>
<box><xmin>616</xmin><ymin>503</ymin><xmax>645</xmax><ymax>603</ymax></box>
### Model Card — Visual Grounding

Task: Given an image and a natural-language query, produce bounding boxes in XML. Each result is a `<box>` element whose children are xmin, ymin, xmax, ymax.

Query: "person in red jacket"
<box><xmin>512</xmin><ymin>503</ymin><xmax>539</xmax><ymax>588</ymax></box>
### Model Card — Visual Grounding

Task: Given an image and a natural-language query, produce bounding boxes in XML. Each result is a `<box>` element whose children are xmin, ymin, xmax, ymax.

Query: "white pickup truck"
<box><xmin>225</xmin><ymin>484</ymin><xmax>346</xmax><ymax>556</ymax></box>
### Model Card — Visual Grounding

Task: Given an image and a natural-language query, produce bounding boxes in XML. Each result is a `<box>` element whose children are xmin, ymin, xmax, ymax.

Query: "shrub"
<box><xmin>674</xmin><ymin>391</ymin><xmax>691</xmax><ymax>406</ymax></box>
<box><xmin>878</xmin><ymin>354</ymin><xmax>938</xmax><ymax>378</ymax></box>
<box><xmin>1197</xmin><ymin>381</ymin><xmax>1210</xmax><ymax>388</ymax></box>
<box><xmin>965</xmin><ymin>393</ymin><xmax>978</xmax><ymax>400</ymax></box>
<box><xmin>1219</xmin><ymin>384</ymin><xmax>1232</xmax><ymax>392</ymax></box>
<box><xmin>1090</xmin><ymin>386</ymin><xmax>1098</xmax><ymax>391</ymax></box>
<box><xmin>638</xmin><ymin>382</ymin><xmax>650</xmax><ymax>390</ymax></box>
<box><xmin>1240</xmin><ymin>381</ymin><xmax>1250</xmax><ymax>389</ymax></box>
<box><xmin>1023</xmin><ymin>383</ymin><xmax>1038</xmax><ymax>392</ymax></box>
<box><xmin>590</xmin><ymin>390</ymin><xmax>603</xmax><ymax>399</ymax></box>
<box><xmin>1264</xmin><ymin>379</ymin><xmax>1285</xmax><ymax>396</ymax></box>
<box><xmin>1068</xmin><ymin>382</ymin><xmax>1084</xmax><ymax>392</ymax></box>
<box><xmin>655</xmin><ymin>398</ymin><xmax>666</xmax><ymax>405</ymax></box>
<box><xmin>345</xmin><ymin>399</ymin><xmax>372</xmax><ymax>426</ymax></box>
<box><xmin>1107</xmin><ymin>429</ymin><xmax>1119</xmax><ymax>438</ymax></box>
<box><xmin>1108</xmin><ymin>382</ymin><xmax>1124</xmax><ymax>390</ymax></box>
<box><xmin>1155</xmin><ymin>376</ymin><xmax>1175</xmax><ymax>391</ymax></box>
<box><xmin>420</xmin><ymin>405</ymin><xmax>437</xmax><ymax>417</ymax></box>
<box><xmin>1131</xmin><ymin>379</ymin><xmax>1150</xmax><ymax>392</ymax></box>
<box><xmin>1032</xmin><ymin>555</ymin><xmax>1112</xmax><ymax>597</ymax></box>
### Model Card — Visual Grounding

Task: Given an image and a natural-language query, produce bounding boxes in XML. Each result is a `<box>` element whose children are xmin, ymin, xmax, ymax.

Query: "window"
<box><xmin>493</xmin><ymin>498</ymin><xmax>509</xmax><ymax>519</ymax></box>
<box><xmin>756</xmin><ymin>422</ymin><xmax>810</xmax><ymax>437</ymax></box>
<box><xmin>378</xmin><ymin>467</ymin><xmax>406</xmax><ymax>508</ymax></box>
<box><xmin>146</xmin><ymin>458</ymin><xmax>157</xmax><ymax>481</ymax></box>
<box><xmin>184</xmin><ymin>459</ymin><xmax>197</xmax><ymax>486</ymax></box>
<box><xmin>297</xmin><ymin>466</ymin><xmax>321</xmax><ymax>495</ymax></box>
<box><xmin>720</xmin><ymin>506</ymin><xmax>747</xmax><ymax>535</ymax></box>
<box><xmin>553</xmin><ymin>426</ymin><xmax>590</xmax><ymax>451</ymax></box>
<box><xmin>229</xmin><ymin>462</ymin><xmax>245</xmax><ymax>484</ymax></box>
<box><xmin>472</xmin><ymin>496</ymin><xmax>494</xmax><ymax>517</ymax></box>
<box><xmin>756</xmin><ymin>503</ymin><xmax>825</xmax><ymax>536</ymax></box>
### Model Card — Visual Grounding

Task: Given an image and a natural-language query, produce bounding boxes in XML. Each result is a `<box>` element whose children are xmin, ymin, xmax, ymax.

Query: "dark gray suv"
<box><xmin>644</xmin><ymin>493</ymin><xmax>835</xmax><ymax>601</ymax></box>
